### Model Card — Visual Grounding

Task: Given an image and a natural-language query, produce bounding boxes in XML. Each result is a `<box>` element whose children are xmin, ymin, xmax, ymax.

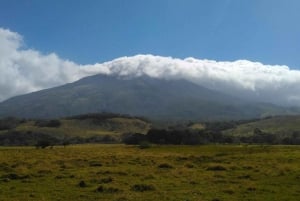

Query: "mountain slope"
<box><xmin>0</xmin><ymin>74</ymin><xmax>296</xmax><ymax>120</ymax></box>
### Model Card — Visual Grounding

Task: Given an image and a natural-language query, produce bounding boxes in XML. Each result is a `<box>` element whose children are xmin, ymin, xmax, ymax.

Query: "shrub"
<box><xmin>99</xmin><ymin>177</ymin><xmax>113</xmax><ymax>184</ymax></box>
<box><xmin>35</xmin><ymin>140</ymin><xmax>51</xmax><ymax>149</ymax></box>
<box><xmin>89</xmin><ymin>161</ymin><xmax>102</xmax><ymax>167</ymax></box>
<box><xmin>206</xmin><ymin>165</ymin><xmax>227</xmax><ymax>171</ymax></box>
<box><xmin>131</xmin><ymin>184</ymin><xmax>155</xmax><ymax>192</ymax></box>
<box><xmin>96</xmin><ymin>185</ymin><xmax>120</xmax><ymax>193</ymax></box>
<box><xmin>185</xmin><ymin>163</ymin><xmax>194</xmax><ymax>168</ymax></box>
<box><xmin>2</xmin><ymin>173</ymin><xmax>30</xmax><ymax>180</ymax></box>
<box><xmin>0</xmin><ymin>117</ymin><xmax>21</xmax><ymax>130</ymax></box>
<box><xmin>122</xmin><ymin>133</ymin><xmax>146</xmax><ymax>145</ymax></box>
<box><xmin>78</xmin><ymin>180</ymin><xmax>87</xmax><ymax>187</ymax></box>
<box><xmin>158</xmin><ymin>163</ymin><xmax>173</xmax><ymax>169</ymax></box>
<box><xmin>35</xmin><ymin>119</ymin><xmax>61</xmax><ymax>127</ymax></box>
<box><xmin>138</xmin><ymin>141</ymin><xmax>151</xmax><ymax>149</ymax></box>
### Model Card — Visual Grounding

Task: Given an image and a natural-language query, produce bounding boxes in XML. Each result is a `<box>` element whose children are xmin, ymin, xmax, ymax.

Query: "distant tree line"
<box><xmin>0</xmin><ymin>117</ymin><xmax>61</xmax><ymax>130</ymax></box>
<box><xmin>122</xmin><ymin>126</ymin><xmax>300</xmax><ymax>145</ymax></box>
<box><xmin>0</xmin><ymin>130</ymin><xmax>119</xmax><ymax>148</ymax></box>
<box><xmin>34</xmin><ymin>119</ymin><xmax>61</xmax><ymax>127</ymax></box>
<box><xmin>66</xmin><ymin>112</ymin><xmax>149</xmax><ymax>123</ymax></box>
<box><xmin>0</xmin><ymin>117</ymin><xmax>26</xmax><ymax>130</ymax></box>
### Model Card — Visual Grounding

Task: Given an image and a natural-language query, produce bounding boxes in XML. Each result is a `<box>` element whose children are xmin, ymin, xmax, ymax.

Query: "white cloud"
<box><xmin>1</xmin><ymin>28</ymin><xmax>300</xmax><ymax>106</ymax></box>
<box><xmin>0</xmin><ymin>28</ymin><xmax>96</xmax><ymax>101</ymax></box>
<box><xmin>96</xmin><ymin>55</ymin><xmax>300</xmax><ymax>105</ymax></box>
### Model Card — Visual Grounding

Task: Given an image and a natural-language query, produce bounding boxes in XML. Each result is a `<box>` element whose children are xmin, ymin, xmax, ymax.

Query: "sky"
<box><xmin>1</xmin><ymin>0</ymin><xmax>300</xmax><ymax>67</ymax></box>
<box><xmin>1</xmin><ymin>0</ymin><xmax>300</xmax><ymax>105</ymax></box>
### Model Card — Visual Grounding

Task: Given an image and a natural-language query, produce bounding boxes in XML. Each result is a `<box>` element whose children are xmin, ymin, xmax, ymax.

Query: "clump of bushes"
<box><xmin>158</xmin><ymin>163</ymin><xmax>173</xmax><ymax>169</ymax></box>
<box><xmin>78</xmin><ymin>180</ymin><xmax>87</xmax><ymax>187</ymax></box>
<box><xmin>99</xmin><ymin>177</ymin><xmax>113</xmax><ymax>184</ymax></box>
<box><xmin>89</xmin><ymin>161</ymin><xmax>102</xmax><ymax>167</ymax></box>
<box><xmin>35</xmin><ymin>119</ymin><xmax>61</xmax><ymax>127</ymax></box>
<box><xmin>206</xmin><ymin>165</ymin><xmax>227</xmax><ymax>171</ymax></box>
<box><xmin>138</xmin><ymin>141</ymin><xmax>151</xmax><ymax>149</ymax></box>
<box><xmin>1</xmin><ymin>173</ymin><xmax>30</xmax><ymax>180</ymax></box>
<box><xmin>35</xmin><ymin>139</ymin><xmax>52</xmax><ymax>149</ymax></box>
<box><xmin>96</xmin><ymin>185</ymin><xmax>120</xmax><ymax>193</ymax></box>
<box><xmin>130</xmin><ymin>184</ymin><xmax>155</xmax><ymax>192</ymax></box>
<box><xmin>0</xmin><ymin>117</ymin><xmax>23</xmax><ymax>130</ymax></box>
<box><xmin>185</xmin><ymin>163</ymin><xmax>195</xmax><ymax>168</ymax></box>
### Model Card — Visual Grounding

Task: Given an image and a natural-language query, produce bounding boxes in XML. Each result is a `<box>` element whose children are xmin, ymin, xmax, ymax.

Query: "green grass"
<box><xmin>0</xmin><ymin>145</ymin><xmax>299</xmax><ymax>201</ymax></box>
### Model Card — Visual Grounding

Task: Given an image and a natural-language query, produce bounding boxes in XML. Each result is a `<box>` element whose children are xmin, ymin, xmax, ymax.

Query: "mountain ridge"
<box><xmin>0</xmin><ymin>74</ymin><xmax>298</xmax><ymax>120</ymax></box>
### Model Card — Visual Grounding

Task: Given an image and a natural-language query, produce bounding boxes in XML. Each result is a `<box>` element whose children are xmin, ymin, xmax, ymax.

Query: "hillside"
<box><xmin>0</xmin><ymin>114</ymin><xmax>150</xmax><ymax>146</ymax></box>
<box><xmin>222</xmin><ymin>115</ymin><xmax>300</xmax><ymax>139</ymax></box>
<box><xmin>0</xmin><ymin>74</ymin><xmax>297</xmax><ymax>121</ymax></box>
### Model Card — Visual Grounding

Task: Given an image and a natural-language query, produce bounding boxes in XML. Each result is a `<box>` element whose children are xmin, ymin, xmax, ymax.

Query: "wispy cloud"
<box><xmin>1</xmin><ymin>28</ymin><xmax>300</xmax><ymax>106</ymax></box>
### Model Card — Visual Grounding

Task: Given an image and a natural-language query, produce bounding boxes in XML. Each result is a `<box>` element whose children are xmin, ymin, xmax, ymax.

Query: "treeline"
<box><xmin>66</xmin><ymin>112</ymin><xmax>149</xmax><ymax>123</ymax></box>
<box><xmin>0</xmin><ymin>117</ymin><xmax>61</xmax><ymax>130</ymax></box>
<box><xmin>122</xmin><ymin>127</ymin><xmax>300</xmax><ymax>145</ymax></box>
<box><xmin>0</xmin><ymin>130</ymin><xmax>118</xmax><ymax>147</ymax></box>
<box><xmin>0</xmin><ymin>117</ymin><xmax>26</xmax><ymax>130</ymax></box>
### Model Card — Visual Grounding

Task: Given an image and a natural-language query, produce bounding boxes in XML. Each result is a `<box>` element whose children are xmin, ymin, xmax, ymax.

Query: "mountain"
<box><xmin>0</xmin><ymin>74</ymin><xmax>297</xmax><ymax>120</ymax></box>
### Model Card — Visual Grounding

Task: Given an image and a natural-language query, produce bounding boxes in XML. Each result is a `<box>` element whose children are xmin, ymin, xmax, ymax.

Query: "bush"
<box><xmin>0</xmin><ymin>117</ymin><xmax>21</xmax><ymax>130</ymax></box>
<box><xmin>138</xmin><ymin>141</ymin><xmax>151</xmax><ymax>149</ymax></box>
<box><xmin>89</xmin><ymin>161</ymin><xmax>102</xmax><ymax>167</ymax></box>
<box><xmin>96</xmin><ymin>185</ymin><xmax>120</xmax><ymax>193</ymax></box>
<box><xmin>122</xmin><ymin>133</ymin><xmax>146</xmax><ymax>145</ymax></box>
<box><xmin>0</xmin><ymin>131</ymin><xmax>59</xmax><ymax>146</ymax></box>
<box><xmin>131</xmin><ymin>184</ymin><xmax>155</xmax><ymax>192</ymax></box>
<box><xmin>35</xmin><ymin>139</ymin><xmax>52</xmax><ymax>149</ymax></box>
<box><xmin>99</xmin><ymin>177</ymin><xmax>113</xmax><ymax>184</ymax></box>
<box><xmin>158</xmin><ymin>163</ymin><xmax>173</xmax><ymax>169</ymax></box>
<box><xmin>35</xmin><ymin>119</ymin><xmax>61</xmax><ymax>127</ymax></box>
<box><xmin>206</xmin><ymin>165</ymin><xmax>227</xmax><ymax>171</ymax></box>
<box><xmin>78</xmin><ymin>180</ymin><xmax>87</xmax><ymax>187</ymax></box>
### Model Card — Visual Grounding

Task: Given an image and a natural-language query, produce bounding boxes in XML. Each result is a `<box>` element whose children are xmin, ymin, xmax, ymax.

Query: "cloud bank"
<box><xmin>1</xmin><ymin>28</ymin><xmax>300</xmax><ymax>106</ymax></box>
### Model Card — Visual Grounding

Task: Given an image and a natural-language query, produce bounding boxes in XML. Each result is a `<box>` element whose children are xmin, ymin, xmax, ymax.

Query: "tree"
<box><xmin>36</xmin><ymin>139</ymin><xmax>52</xmax><ymax>149</ymax></box>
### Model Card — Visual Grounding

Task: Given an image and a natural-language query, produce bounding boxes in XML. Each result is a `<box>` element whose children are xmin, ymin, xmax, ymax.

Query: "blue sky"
<box><xmin>1</xmin><ymin>0</ymin><xmax>300</xmax><ymax>68</ymax></box>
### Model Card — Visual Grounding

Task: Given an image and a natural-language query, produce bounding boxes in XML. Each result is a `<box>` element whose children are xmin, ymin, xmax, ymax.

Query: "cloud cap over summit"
<box><xmin>0</xmin><ymin>28</ymin><xmax>300</xmax><ymax>106</ymax></box>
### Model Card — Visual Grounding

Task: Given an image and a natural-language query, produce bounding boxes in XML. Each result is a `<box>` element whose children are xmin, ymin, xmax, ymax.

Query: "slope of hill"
<box><xmin>0</xmin><ymin>74</ymin><xmax>297</xmax><ymax>120</ymax></box>
<box><xmin>223</xmin><ymin>115</ymin><xmax>300</xmax><ymax>138</ymax></box>
<box><xmin>0</xmin><ymin>114</ymin><xmax>151</xmax><ymax>146</ymax></box>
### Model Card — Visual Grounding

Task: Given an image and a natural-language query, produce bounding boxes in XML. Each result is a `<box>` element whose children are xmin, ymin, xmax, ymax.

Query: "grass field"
<box><xmin>0</xmin><ymin>145</ymin><xmax>299</xmax><ymax>201</ymax></box>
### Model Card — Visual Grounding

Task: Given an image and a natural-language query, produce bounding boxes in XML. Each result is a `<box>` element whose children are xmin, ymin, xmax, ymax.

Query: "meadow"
<box><xmin>0</xmin><ymin>144</ymin><xmax>299</xmax><ymax>201</ymax></box>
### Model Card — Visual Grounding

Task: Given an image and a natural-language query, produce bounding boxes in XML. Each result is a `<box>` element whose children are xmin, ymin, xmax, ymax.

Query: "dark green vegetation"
<box><xmin>123</xmin><ymin>116</ymin><xmax>300</xmax><ymax>145</ymax></box>
<box><xmin>0</xmin><ymin>145</ymin><xmax>299</xmax><ymax>201</ymax></box>
<box><xmin>1</xmin><ymin>114</ymin><xmax>300</xmax><ymax>146</ymax></box>
<box><xmin>0</xmin><ymin>75</ymin><xmax>298</xmax><ymax>120</ymax></box>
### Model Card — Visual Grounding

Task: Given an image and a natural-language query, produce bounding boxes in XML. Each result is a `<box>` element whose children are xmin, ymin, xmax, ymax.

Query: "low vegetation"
<box><xmin>1</xmin><ymin>114</ymin><xmax>300</xmax><ymax>146</ymax></box>
<box><xmin>123</xmin><ymin>124</ymin><xmax>300</xmax><ymax>145</ymax></box>
<box><xmin>0</xmin><ymin>144</ymin><xmax>299</xmax><ymax>201</ymax></box>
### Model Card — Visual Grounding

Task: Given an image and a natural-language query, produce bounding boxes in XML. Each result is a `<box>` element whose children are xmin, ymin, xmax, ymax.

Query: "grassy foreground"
<box><xmin>0</xmin><ymin>145</ymin><xmax>299</xmax><ymax>201</ymax></box>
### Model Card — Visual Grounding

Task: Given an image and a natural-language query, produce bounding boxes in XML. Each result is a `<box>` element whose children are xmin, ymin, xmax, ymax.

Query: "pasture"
<box><xmin>0</xmin><ymin>145</ymin><xmax>299</xmax><ymax>201</ymax></box>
